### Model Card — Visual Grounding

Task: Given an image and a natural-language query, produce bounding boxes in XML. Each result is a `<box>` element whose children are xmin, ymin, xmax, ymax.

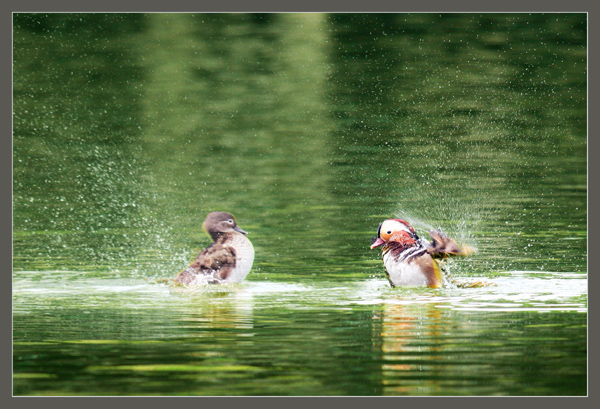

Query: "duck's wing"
<box><xmin>174</xmin><ymin>243</ymin><xmax>237</xmax><ymax>284</ymax></box>
<box><xmin>426</xmin><ymin>230</ymin><xmax>475</xmax><ymax>258</ymax></box>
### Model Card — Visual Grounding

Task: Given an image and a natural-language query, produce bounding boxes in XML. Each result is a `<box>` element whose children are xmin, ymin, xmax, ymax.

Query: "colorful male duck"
<box><xmin>370</xmin><ymin>218</ymin><xmax>473</xmax><ymax>287</ymax></box>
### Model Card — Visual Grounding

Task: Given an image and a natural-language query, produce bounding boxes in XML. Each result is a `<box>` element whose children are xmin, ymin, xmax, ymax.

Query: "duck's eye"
<box><xmin>380</xmin><ymin>229</ymin><xmax>394</xmax><ymax>241</ymax></box>
<box><xmin>228</xmin><ymin>219</ymin><xmax>234</xmax><ymax>224</ymax></box>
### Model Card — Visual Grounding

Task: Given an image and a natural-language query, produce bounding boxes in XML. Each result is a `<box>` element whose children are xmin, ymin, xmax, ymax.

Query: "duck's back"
<box><xmin>174</xmin><ymin>232</ymin><xmax>254</xmax><ymax>285</ymax></box>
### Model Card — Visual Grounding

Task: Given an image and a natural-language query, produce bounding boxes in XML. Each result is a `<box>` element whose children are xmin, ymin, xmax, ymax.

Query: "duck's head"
<box><xmin>370</xmin><ymin>219</ymin><xmax>419</xmax><ymax>249</ymax></box>
<box><xmin>203</xmin><ymin>212</ymin><xmax>248</xmax><ymax>240</ymax></box>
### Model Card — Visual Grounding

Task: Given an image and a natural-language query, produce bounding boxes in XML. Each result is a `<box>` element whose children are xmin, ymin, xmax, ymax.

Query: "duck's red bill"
<box><xmin>370</xmin><ymin>237</ymin><xmax>385</xmax><ymax>249</ymax></box>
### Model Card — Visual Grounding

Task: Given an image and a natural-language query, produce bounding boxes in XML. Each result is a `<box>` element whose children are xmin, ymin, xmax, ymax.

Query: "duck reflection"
<box><xmin>376</xmin><ymin>300</ymin><xmax>446</xmax><ymax>395</ymax></box>
<box><xmin>170</xmin><ymin>285</ymin><xmax>255</xmax><ymax>332</ymax></box>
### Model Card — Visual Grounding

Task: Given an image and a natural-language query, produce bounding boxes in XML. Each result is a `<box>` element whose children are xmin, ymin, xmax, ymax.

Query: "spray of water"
<box><xmin>393</xmin><ymin>195</ymin><xmax>482</xmax><ymax>249</ymax></box>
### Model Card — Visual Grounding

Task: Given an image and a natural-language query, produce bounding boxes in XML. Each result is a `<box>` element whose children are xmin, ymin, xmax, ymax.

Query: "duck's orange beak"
<box><xmin>370</xmin><ymin>237</ymin><xmax>385</xmax><ymax>249</ymax></box>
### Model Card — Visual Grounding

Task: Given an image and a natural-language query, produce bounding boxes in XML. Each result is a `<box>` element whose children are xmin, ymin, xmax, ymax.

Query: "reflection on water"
<box><xmin>13</xmin><ymin>271</ymin><xmax>586</xmax><ymax>395</ymax></box>
<box><xmin>376</xmin><ymin>299</ymin><xmax>586</xmax><ymax>396</ymax></box>
<box><xmin>13</xmin><ymin>13</ymin><xmax>586</xmax><ymax>396</ymax></box>
<box><xmin>170</xmin><ymin>285</ymin><xmax>255</xmax><ymax>331</ymax></box>
<box><xmin>372</xmin><ymin>270</ymin><xmax>587</xmax><ymax>395</ymax></box>
<box><xmin>379</xmin><ymin>303</ymin><xmax>446</xmax><ymax>395</ymax></box>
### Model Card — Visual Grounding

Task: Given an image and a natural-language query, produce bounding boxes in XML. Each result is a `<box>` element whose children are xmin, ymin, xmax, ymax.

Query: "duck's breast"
<box><xmin>224</xmin><ymin>236</ymin><xmax>255</xmax><ymax>283</ymax></box>
<box><xmin>383</xmin><ymin>251</ymin><xmax>440</xmax><ymax>287</ymax></box>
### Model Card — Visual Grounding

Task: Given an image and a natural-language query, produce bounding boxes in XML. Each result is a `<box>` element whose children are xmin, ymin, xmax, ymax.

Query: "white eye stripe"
<box><xmin>381</xmin><ymin>220</ymin><xmax>411</xmax><ymax>234</ymax></box>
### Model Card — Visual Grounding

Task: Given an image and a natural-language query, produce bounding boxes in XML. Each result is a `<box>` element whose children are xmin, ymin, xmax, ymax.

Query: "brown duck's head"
<box><xmin>370</xmin><ymin>218</ymin><xmax>419</xmax><ymax>249</ymax></box>
<box><xmin>203</xmin><ymin>212</ymin><xmax>248</xmax><ymax>240</ymax></box>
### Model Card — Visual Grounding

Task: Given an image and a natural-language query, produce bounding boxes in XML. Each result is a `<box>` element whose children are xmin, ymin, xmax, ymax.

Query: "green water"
<box><xmin>13</xmin><ymin>13</ymin><xmax>587</xmax><ymax>396</ymax></box>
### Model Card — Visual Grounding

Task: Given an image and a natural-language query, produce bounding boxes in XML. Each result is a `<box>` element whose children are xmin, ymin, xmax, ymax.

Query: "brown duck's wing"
<box><xmin>174</xmin><ymin>243</ymin><xmax>237</xmax><ymax>284</ymax></box>
<box><xmin>426</xmin><ymin>230</ymin><xmax>475</xmax><ymax>258</ymax></box>
<box><xmin>173</xmin><ymin>268</ymin><xmax>198</xmax><ymax>285</ymax></box>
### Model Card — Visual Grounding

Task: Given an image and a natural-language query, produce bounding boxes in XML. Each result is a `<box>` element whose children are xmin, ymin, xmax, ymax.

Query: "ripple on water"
<box><xmin>349</xmin><ymin>271</ymin><xmax>587</xmax><ymax>313</ymax></box>
<box><xmin>13</xmin><ymin>270</ymin><xmax>587</xmax><ymax>314</ymax></box>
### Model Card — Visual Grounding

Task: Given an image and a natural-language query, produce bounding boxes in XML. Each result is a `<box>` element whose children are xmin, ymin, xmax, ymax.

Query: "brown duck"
<box><xmin>174</xmin><ymin>212</ymin><xmax>255</xmax><ymax>285</ymax></box>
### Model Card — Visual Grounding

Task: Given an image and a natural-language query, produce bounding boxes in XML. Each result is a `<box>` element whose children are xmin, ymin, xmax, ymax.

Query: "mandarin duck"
<box><xmin>370</xmin><ymin>218</ymin><xmax>473</xmax><ymax>288</ymax></box>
